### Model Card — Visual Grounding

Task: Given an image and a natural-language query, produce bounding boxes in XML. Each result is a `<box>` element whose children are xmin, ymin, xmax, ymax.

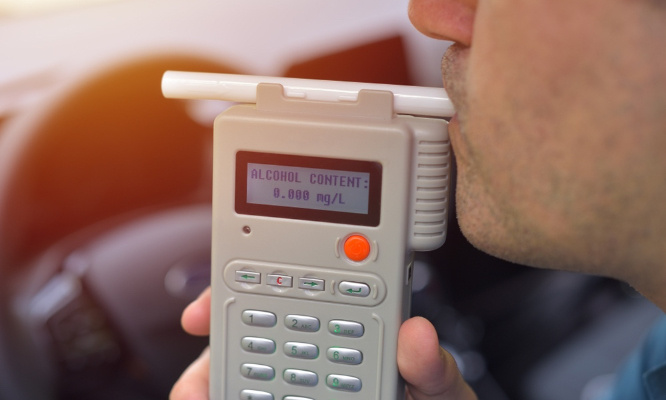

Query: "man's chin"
<box><xmin>454</xmin><ymin>185</ymin><xmax>563</xmax><ymax>271</ymax></box>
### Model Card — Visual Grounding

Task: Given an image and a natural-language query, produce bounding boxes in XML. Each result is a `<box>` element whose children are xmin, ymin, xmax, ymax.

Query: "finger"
<box><xmin>169</xmin><ymin>346</ymin><xmax>210</xmax><ymax>400</ymax></box>
<box><xmin>181</xmin><ymin>286</ymin><xmax>211</xmax><ymax>336</ymax></box>
<box><xmin>398</xmin><ymin>317</ymin><xmax>477</xmax><ymax>400</ymax></box>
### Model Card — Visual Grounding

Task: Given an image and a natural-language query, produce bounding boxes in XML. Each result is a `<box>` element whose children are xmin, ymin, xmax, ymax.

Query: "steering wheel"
<box><xmin>0</xmin><ymin>55</ymin><xmax>233</xmax><ymax>400</ymax></box>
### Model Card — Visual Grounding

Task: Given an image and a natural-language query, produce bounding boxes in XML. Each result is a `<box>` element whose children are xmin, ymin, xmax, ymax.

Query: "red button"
<box><xmin>344</xmin><ymin>235</ymin><xmax>371</xmax><ymax>262</ymax></box>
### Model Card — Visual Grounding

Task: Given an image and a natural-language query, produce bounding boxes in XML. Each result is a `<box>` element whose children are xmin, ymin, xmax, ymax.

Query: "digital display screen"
<box><xmin>235</xmin><ymin>152</ymin><xmax>381</xmax><ymax>226</ymax></box>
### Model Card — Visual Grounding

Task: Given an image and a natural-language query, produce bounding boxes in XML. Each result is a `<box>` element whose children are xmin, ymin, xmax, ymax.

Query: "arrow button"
<box><xmin>298</xmin><ymin>277</ymin><xmax>325</xmax><ymax>291</ymax></box>
<box><xmin>235</xmin><ymin>270</ymin><xmax>261</xmax><ymax>284</ymax></box>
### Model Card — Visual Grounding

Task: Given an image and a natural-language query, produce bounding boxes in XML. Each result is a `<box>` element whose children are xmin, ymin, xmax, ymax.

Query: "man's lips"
<box><xmin>440</xmin><ymin>44</ymin><xmax>470</xmax><ymax>164</ymax></box>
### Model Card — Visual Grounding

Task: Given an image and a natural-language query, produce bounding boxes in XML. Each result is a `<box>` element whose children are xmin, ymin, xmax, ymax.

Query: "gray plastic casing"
<box><xmin>210</xmin><ymin>83</ymin><xmax>450</xmax><ymax>400</ymax></box>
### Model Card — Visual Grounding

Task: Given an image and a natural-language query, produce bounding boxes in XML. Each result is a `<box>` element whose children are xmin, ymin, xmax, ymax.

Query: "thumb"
<box><xmin>398</xmin><ymin>317</ymin><xmax>477</xmax><ymax>400</ymax></box>
<box><xmin>181</xmin><ymin>286</ymin><xmax>211</xmax><ymax>336</ymax></box>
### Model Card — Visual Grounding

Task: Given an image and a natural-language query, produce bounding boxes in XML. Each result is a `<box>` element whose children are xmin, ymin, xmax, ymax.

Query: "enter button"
<box><xmin>339</xmin><ymin>281</ymin><xmax>370</xmax><ymax>297</ymax></box>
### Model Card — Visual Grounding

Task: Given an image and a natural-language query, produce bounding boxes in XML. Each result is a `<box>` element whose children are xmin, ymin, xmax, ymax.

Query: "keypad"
<box><xmin>239</xmin><ymin>309</ymin><xmax>365</xmax><ymax>398</ymax></box>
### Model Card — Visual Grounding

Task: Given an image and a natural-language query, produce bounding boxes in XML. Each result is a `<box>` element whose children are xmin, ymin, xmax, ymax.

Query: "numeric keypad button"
<box><xmin>284</xmin><ymin>342</ymin><xmax>319</xmax><ymax>359</ymax></box>
<box><xmin>285</xmin><ymin>315</ymin><xmax>320</xmax><ymax>332</ymax></box>
<box><xmin>283</xmin><ymin>369</ymin><xmax>318</xmax><ymax>387</ymax></box>
<box><xmin>241</xmin><ymin>337</ymin><xmax>276</xmax><ymax>354</ymax></box>
<box><xmin>242</xmin><ymin>310</ymin><xmax>277</xmax><ymax>327</ymax></box>
<box><xmin>326</xmin><ymin>374</ymin><xmax>362</xmax><ymax>392</ymax></box>
<box><xmin>240</xmin><ymin>389</ymin><xmax>273</xmax><ymax>400</ymax></box>
<box><xmin>241</xmin><ymin>363</ymin><xmax>275</xmax><ymax>380</ymax></box>
<box><xmin>327</xmin><ymin>347</ymin><xmax>363</xmax><ymax>365</ymax></box>
<box><xmin>328</xmin><ymin>320</ymin><xmax>364</xmax><ymax>337</ymax></box>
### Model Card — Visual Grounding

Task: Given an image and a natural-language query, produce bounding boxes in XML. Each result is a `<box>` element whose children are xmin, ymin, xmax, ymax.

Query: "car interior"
<box><xmin>0</xmin><ymin>1</ymin><xmax>661</xmax><ymax>399</ymax></box>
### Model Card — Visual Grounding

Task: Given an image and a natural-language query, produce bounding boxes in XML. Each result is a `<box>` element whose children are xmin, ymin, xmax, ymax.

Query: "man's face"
<box><xmin>409</xmin><ymin>0</ymin><xmax>666</xmax><ymax>281</ymax></box>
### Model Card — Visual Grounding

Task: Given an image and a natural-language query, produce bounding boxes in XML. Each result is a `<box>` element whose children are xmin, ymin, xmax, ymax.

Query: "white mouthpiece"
<box><xmin>161</xmin><ymin>71</ymin><xmax>454</xmax><ymax>118</ymax></box>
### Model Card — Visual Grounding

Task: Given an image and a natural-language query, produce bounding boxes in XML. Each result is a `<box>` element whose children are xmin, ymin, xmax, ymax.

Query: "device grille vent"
<box><xmin>411</xmin><ymin>139</ymin><xmax>450</xmax><ymax>249</ymax></box>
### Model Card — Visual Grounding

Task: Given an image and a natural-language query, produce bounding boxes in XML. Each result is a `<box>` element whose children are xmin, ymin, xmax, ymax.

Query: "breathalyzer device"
<box><xmin>162</xmin><ymin>72</ymin><xmax>453</xmax><ymax>400</ymax></box>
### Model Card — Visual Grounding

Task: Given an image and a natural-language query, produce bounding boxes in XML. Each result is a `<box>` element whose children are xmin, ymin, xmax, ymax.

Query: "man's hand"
<box><xmin>398</xmin><ymin>317</ymin><xmax>477</xmax><ymax>400</ymax></box>
<box><xmin>169</xmin><ymin>287</ymin><xmax>477</xmax><ymax>400</ymax></box>
<box><xmin>169</xmin><ymin>287</ymin><xmax>211</xmax><ymax>400</ymax></box>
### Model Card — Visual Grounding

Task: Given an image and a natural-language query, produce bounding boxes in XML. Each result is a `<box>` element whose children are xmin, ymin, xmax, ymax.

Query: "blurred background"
<box><xmin>0</xmin><ymin>1</ymin><xmax>661</xmax><ymax>399</ymax></box>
